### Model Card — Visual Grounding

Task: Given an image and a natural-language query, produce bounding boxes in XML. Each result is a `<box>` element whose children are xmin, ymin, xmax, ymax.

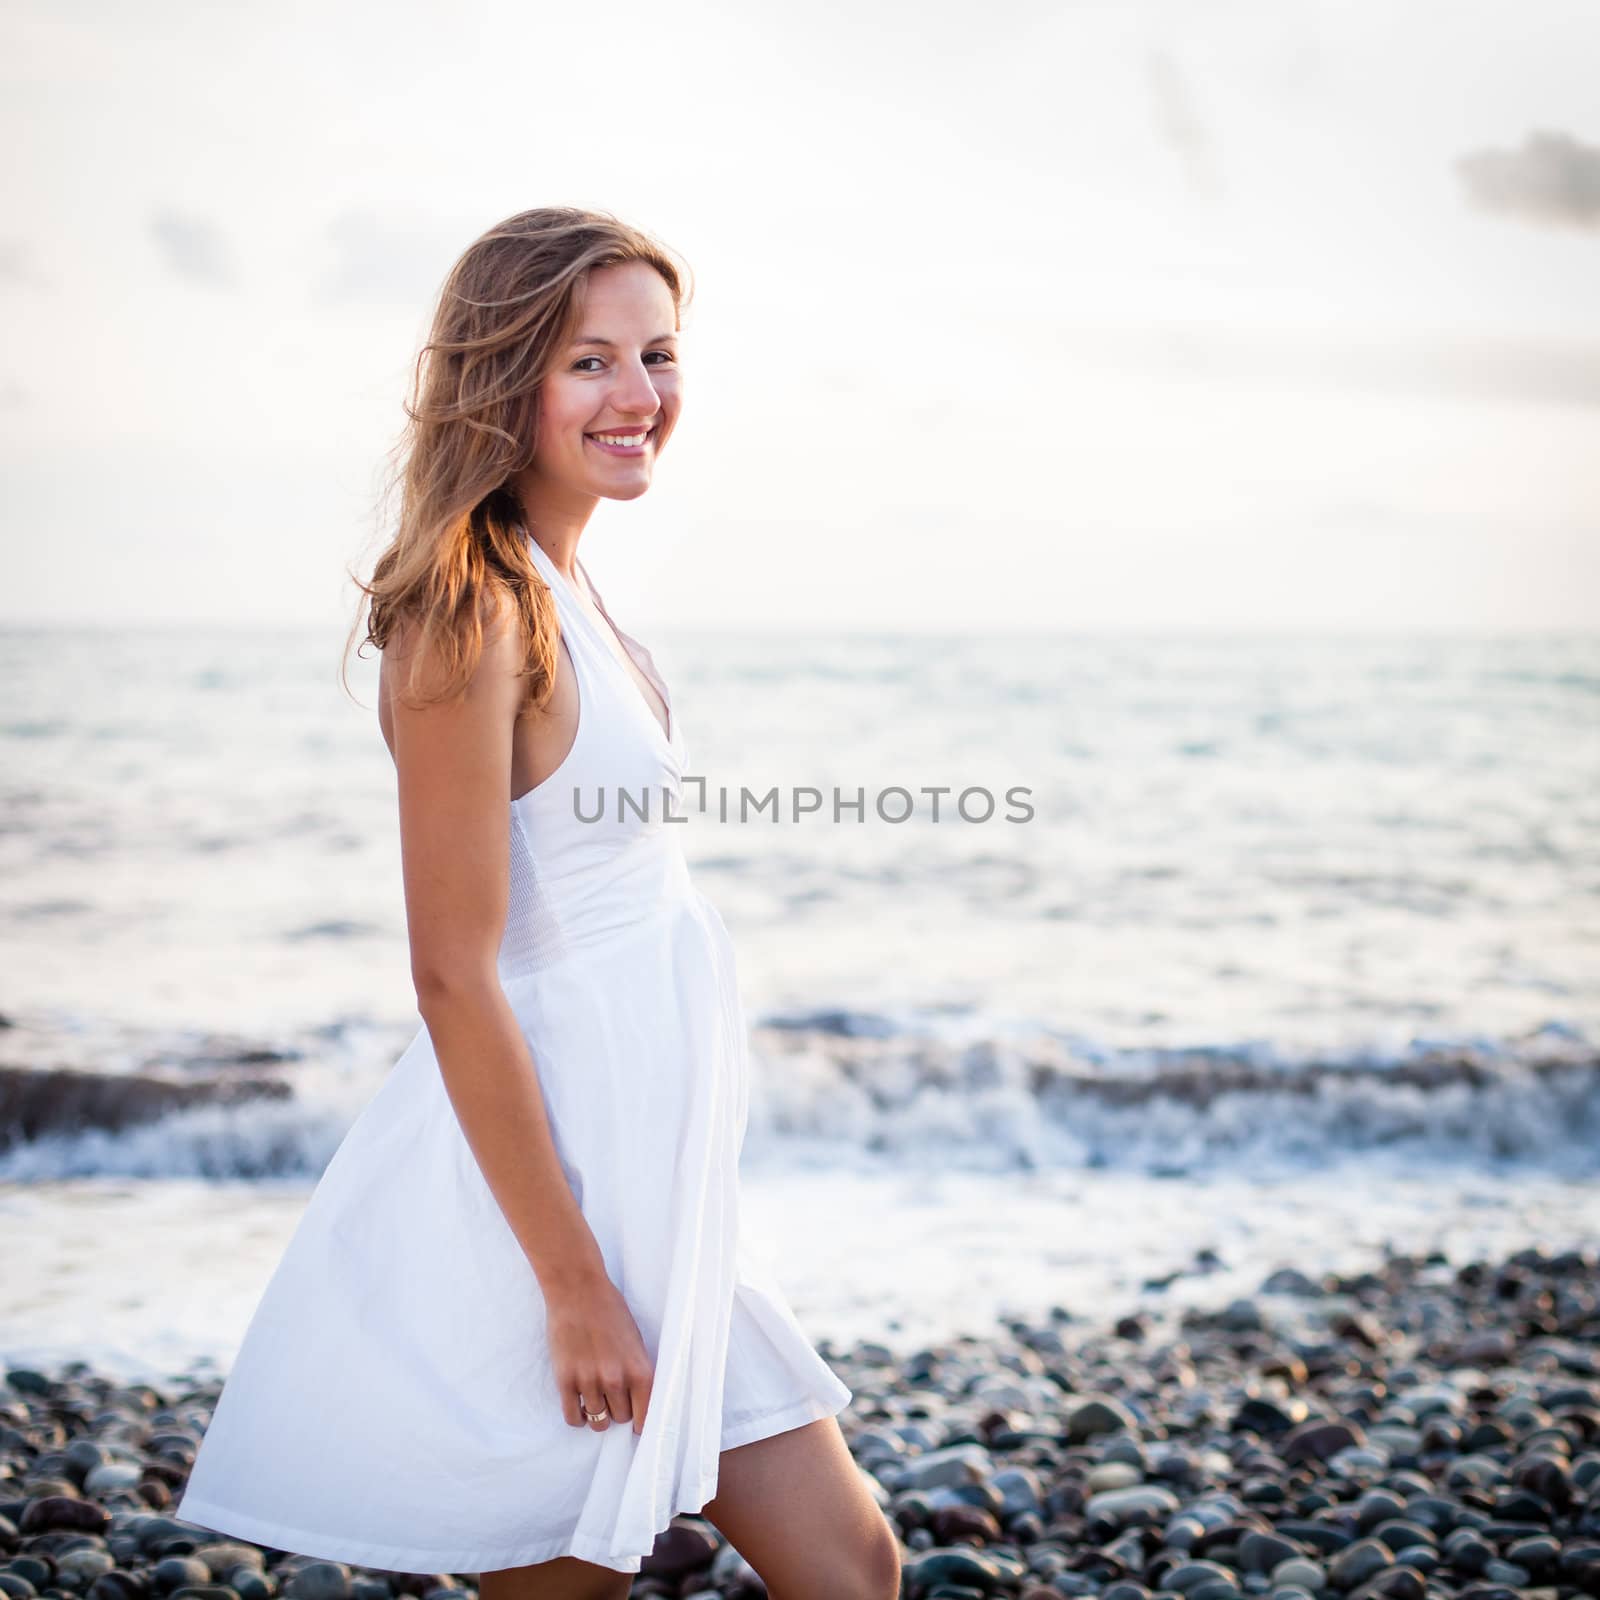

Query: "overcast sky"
<box><xmin>3</xmin><ymin>0</ymin><xmax>1597</xmax><ymax>632</ymax></box>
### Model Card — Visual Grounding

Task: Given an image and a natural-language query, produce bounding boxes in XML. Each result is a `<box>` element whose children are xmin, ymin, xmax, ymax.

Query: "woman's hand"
<box><xmin>546</xmin><ymin>1271</ymin><xmax>655</xmax><ymax>1434</ymax></box>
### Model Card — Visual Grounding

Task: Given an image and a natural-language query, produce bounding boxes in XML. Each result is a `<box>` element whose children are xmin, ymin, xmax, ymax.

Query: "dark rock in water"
<box><xmin>0</xmin><ymin>1065</ymin><xmax>291</xmax><ymax>1152</ymax></box>
<box><xmin>283</xmin><ymin>921</ymin><xmax>379</xmax><ymax>944</ymax></box>
<box><xmin>145</xmin><ymin>1034</ymin><xmax>303</xmax><ymax>1072</ymax></box>
<box><xmin>759</xmin><ymin>1008</ymin><xmax>899</xmax><ymax>1038</ymax></box>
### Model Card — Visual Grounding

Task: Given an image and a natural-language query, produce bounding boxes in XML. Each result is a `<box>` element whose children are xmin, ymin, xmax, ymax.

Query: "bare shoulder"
<box><xmin>378</xmin><ymin>586</ymin><xmax>529</xmax><ymax>761</ymax></box>
<box><xmin>384</xmin><ymin>588</ymin><xmax>525</xmax><ymax>705</ymax></box>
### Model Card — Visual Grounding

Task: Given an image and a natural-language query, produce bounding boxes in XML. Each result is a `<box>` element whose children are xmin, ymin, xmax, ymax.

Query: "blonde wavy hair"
<box><xmin>340</xmin><ymin>206</ymin><xmax>692</xmax><ymax>711</ymax></box>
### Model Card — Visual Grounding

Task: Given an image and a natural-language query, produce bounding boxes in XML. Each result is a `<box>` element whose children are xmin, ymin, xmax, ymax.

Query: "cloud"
<box><xmin>1143</xmin><ymin>46</ymin><xmax>1222</xmax><ymax>200</ymax></box>
<box><xmin>1455</xmin><ymin>128</ymin><xmax>1600</xmax><ymax>232</ymax></box>
<box><xmin>149</xmin><ymin>211</ymin><xmax>235</xmax><ymax>285</ymax></box>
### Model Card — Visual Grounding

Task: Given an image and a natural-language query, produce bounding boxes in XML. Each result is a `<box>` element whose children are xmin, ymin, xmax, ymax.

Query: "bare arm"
<box><xmin>387</xmin><ymin>595</ymin><xmax>652</xmax><ymax>1433</ymax></box>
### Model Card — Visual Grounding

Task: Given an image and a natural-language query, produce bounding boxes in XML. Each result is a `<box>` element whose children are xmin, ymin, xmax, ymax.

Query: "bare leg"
<box><xmin>698</xmin><ymin>1416</ymin><xmax>902</xmax><ymax>1600</ymax></box>
<box><xmin>478</xmin><ymin>1558</ymin><xmax>630</xmax><ymax>1600</ymax></box>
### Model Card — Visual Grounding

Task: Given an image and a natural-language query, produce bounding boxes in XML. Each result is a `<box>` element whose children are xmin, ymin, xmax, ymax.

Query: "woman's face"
<box><xmin>528</xmin><ymin>260</ymin><xmax>682</xmax><ymax>505</ymax></box>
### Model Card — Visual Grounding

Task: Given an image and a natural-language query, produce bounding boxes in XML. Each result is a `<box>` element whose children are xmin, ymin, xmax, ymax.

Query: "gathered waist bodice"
<box><xmin>494</xmin><ymin>530</ymin><xmax>699</xmax><ymax>984</ymax></box>
<box><xmin>498</xmin><ymin>819</ymin><xmax>701</xmax><ymax>979</ymax></box>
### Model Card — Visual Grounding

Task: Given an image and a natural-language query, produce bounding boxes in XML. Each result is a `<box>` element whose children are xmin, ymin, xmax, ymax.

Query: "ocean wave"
<box><xmin>0</xmin><ymin>1008</ymin><xmax>1594</xmax><ymax>1183</ymax></box>
<box><xmin>742</xmin><ymin>1015</ymin><xmax>1600</xmax><ymax>1177</ymax></box>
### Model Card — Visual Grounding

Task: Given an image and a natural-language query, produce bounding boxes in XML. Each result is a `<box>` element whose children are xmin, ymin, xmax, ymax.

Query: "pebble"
<box><xmin>2</xmin><ymin>1240</ymin><xmax>1598</xmax><ymax>1599</ymax></box>
<box><xmin>1064</xmin><ymin>1395</ymin><xmax>1140</xmax><ymax>1441</ymax></box>
<box><xmin>1087</xmin><ymin>1460</ymin><xmax>1143</xmax><ymax>1491</ymax></box>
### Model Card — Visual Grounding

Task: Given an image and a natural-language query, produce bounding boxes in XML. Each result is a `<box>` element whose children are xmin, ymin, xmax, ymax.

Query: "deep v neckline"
<box><xmin>524</xmin><ymin>533</ymin><xmax>676</xmax><ymax>749</ymax></box>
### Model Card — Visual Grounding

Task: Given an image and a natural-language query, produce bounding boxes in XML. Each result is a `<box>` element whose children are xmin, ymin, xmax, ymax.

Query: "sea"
<box><xmin>2</xmin><ymin>621</ymin><xmax>1596</xmax><ymax>1382</ymax></box>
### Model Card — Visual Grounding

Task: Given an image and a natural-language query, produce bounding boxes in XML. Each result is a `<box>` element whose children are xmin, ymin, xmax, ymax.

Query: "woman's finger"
<box><xmin>564</xmin><ymin>1396</ymin><xmax>586</xmax><ymax>1427</ymax></box>
<box><xmin>603</xmin><ymin>1378</ymin><xmax>633</xmax><ymax>1427</ymax></box>
<box><xmin>629</xmin><ymin>1371</ymin><xmax>652</xmax><ymax>1435</ymax></box>
<box><xmin>579</xmin><ymin>1388</ymin><xmax>611</xmax><ymax>1430</ymax></box>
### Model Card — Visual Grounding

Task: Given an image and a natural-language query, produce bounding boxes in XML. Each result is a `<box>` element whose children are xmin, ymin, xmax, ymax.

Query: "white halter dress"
<box><xmin>175</xmin><ymin>531</ymin><xmax>851</xmax><ymax>1575</ymax></box>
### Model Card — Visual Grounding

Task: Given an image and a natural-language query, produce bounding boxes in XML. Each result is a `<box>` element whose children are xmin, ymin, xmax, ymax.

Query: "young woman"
<box><xmin>174</xmin><ymin>208</ymin><xmax>901</xmax><ymax>1600</ymax></box>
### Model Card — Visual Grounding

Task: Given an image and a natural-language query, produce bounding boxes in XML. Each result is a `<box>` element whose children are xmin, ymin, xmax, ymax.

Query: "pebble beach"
<box><xmin>4</xmin><ymin>1239</ymin><xmax>1599</xmax><ymax>1598</ymax></box>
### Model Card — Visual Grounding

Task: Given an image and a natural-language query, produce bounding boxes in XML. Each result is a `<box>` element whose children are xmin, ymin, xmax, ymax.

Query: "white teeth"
<box><xmin>590</xmin><ymin>430</ymin><xmax>651</xmax><ymax>447</ymax></box>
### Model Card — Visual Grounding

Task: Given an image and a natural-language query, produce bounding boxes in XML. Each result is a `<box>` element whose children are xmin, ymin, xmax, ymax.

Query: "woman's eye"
<box><xmin>571</xmin><ymin>351</ymin><xmax>675</xmax><ymax>373</ymax></box>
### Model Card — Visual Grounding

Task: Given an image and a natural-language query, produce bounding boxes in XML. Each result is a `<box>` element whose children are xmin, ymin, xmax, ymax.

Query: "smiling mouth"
<box><xmin>585</xmin><ymin>426</ymin><xmax>658</xmax><ymax>452</ymax></box>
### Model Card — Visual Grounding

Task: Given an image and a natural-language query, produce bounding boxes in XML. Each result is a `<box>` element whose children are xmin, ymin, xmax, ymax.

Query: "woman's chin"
<box><xmin>596</xmin><ymin>473</ymin><xmax>655</xmax><ymax>502</ymax></box>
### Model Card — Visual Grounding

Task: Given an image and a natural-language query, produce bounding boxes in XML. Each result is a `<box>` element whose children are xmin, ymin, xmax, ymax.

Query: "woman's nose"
<box><xmin>611</xmin><ymin>360</ymin><xmax>661</xmax><ymax>415</ymax></box>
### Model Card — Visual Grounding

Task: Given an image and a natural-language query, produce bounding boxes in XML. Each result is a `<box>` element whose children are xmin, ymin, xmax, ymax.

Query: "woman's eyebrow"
<box><xmin>570</xmin><ymin>333</ymin><xmax>678</xmax><ymax>347</ymax></box>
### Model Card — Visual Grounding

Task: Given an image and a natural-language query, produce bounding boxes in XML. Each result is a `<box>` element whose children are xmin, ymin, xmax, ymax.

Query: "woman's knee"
<box><xmin>852</xmin><ymin>1511</ymin><xmax>903</xmax><ymax>1600</ymax></box>
<box><xmin>700</xmin><ymin>1419</ymin><xmax>903</xmax><ymax>1599</ymax></box>
<box><xmin>781</xmin><ymin>1509</ymin><xmax>902</xmax><ymax>1600</ymax></box>
<box><xmin>478</xmin><ymin>1557</ymin><xmax>630</xmax><ymax>1600</ymax></box>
